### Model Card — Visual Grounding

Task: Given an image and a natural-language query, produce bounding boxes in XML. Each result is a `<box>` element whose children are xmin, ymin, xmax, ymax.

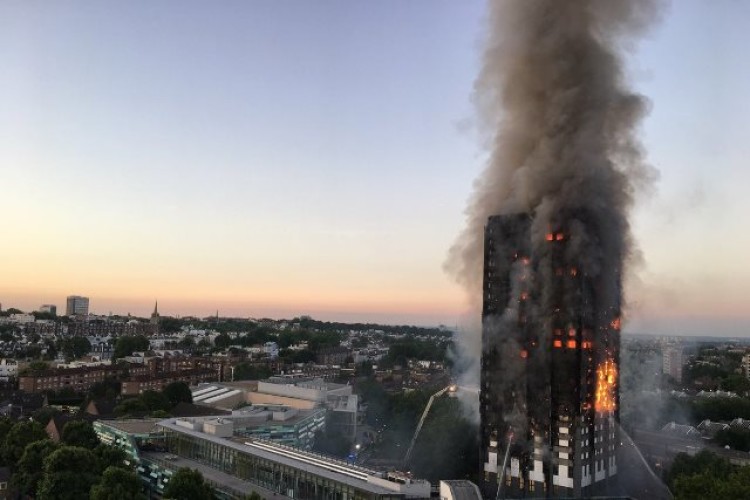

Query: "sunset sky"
<box><xmin>1</xmin><ymin>1</ymin><xmax>748</xmax><ymax>335</ymax></box>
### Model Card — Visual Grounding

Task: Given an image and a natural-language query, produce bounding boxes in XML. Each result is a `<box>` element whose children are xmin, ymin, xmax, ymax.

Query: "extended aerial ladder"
<box><xmin>402</xmin><ymin>384</ymin><xmax>457</xmax><ymax>465</ymax></box>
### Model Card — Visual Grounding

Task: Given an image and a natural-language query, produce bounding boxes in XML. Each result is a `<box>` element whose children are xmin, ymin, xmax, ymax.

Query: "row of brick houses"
<box><xmin>121</xmin><ymin>368</ymin><xmax>217</xmax><ymax>395</ymax></box>
<box><xmin>18</xmin><ymin>358</ymin><xmax>223</xmax><ymax>395</ymax></box>
<box><xmin>19</xmin><ymin>365</ymin><xmax>122</xmax><ymax>393</ymax></box>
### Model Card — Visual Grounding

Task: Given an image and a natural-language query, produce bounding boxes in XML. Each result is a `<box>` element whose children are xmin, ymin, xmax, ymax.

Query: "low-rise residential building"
<box><xmin>18</xmin><ymin>364</ymin><xmax>121</xmax><ymax>394</ymax></box>
<box><xmin>263</xmin><ymin>341</ymin><xmax>279</xmax><ymax>359</ymax></box>
<box><xmin>0</xmin><ymin>359</ymin><xmax>20</xmax><ymax>381</ymax></box>
<box><xmin>121</xmin><ymin>368</ymin><xmax>217</xmax><ymax>395</ymax></box>
<box><xmin>663</xmin><ymin>346</ymin><xmax>684</xmax><ymax>382</ymax></box>
<box><xmin>9</xmin><ymin>313</ymin><xmax>35</xmax><ymax>324</ymax></box>
<box><xmin>315</xmin><ymin>346</ymin><xmax>350</xmax><ymax>365</ymax></box>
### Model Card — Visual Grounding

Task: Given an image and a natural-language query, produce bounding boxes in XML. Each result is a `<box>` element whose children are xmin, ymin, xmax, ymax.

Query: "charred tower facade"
<box><xmin>481</xmin><ymin>212</ymin><xmax>620</xmax><ymax>498</ymax></box>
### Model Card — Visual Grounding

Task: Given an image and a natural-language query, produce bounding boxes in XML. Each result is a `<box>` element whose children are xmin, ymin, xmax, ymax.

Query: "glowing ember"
<box><xmin>611</xmin><ymin>317</ymin><xmax>621</xmax><ymax>331</ymax></box>
<box><xmin>595</xmin><ymin>360</ymin><xmax>617</xmax><ymax>412</ymax></box>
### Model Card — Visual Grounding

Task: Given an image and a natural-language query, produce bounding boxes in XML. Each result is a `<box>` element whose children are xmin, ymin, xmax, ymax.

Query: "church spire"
<box><xmin>150</xmin><ymin>300</ymin><xmax>160</xmax><ymax>330</ymax></box>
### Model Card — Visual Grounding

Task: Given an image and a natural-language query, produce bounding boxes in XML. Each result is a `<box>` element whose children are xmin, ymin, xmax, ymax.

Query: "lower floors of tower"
<box><xmin>482</xmin><ymin>413</ymin><xmax>619</xmax><ymax>498</ymax></box>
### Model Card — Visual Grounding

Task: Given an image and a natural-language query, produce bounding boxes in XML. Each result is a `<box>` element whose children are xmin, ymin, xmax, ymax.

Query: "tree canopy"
<box><xmin>37</xmin><ymin>446</ymin><xmax>101</xmax><ymax>500</ymax></box>
<box><xmin>59</xmin><ymin>336</ymin><xmax>92</xmax><ymax>360</ymax></box>
<box><xmin>163</xmin><ymin>382</ymin><xmax>193</xmax><ymax>406</ymax></box>
<box><xmin>113</xmin><ymin>335</ymin><xmax>150</xmax><ymax>359</ymax></box>
<box><xmin>669</xmin><ymin>450</ymin><xmax>750</xmax><ymax>500</ymax></box>
<box><xmin>3</xmin><ymin>420</ymin><xmax>48</xmax><ymax>464</ymax></box>
<box><xmin>62</xmin><ymin>420</ymin><xmax>101</xmax><ymax>449</ymax></box>
<box><xmin>91</xmin><ymin>466</ymin><xmax>147</xmax><ymax>500</ymax></box>
<box><xmin>12</xmin><ymin>440</ymin><xmax>59</xmax><ymax>498</ymax></box>
<box><xmin>162</xmin><ymin>467</ymin><xmax>214</xmax><ymax>500</ymax></box>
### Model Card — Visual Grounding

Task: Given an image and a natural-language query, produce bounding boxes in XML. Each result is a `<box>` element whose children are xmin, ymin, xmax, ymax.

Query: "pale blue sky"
<box><xmin>0</xmin><ymin>1</ymin><xmax>748</xmax><ymax>335</ymax></box>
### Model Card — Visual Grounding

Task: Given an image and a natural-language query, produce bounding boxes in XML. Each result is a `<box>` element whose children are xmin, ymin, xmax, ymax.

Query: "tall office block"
<box><xmin>39</xmin><ymin>304</ymin><xmax>57</xmax><ymax>316</ymax></box>
<box><xmin>66</xmin><ymin>295</ymin><xmax>89</xmax><ymax>316</ymax></box>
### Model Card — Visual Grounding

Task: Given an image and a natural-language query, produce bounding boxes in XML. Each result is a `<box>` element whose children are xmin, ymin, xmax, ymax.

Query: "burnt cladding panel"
<box><xmin>482</xmin><ymin>214</ymin><xmax>532</xmax><ymax>318</ymax></box>
<box><xmin>480</xmin><ymin>213</ymin><xmax>531</xmax><ymax>492</ymax></box>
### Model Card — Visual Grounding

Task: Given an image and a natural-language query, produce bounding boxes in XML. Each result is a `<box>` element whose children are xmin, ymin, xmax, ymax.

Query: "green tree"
<box><xmin>140</xmin><ymin>390</ymin><xmax>171</xmax><ymax>412</ymax></box>
<box><xmin>62</xmin><ymin>420</ymin><xmax>100</xmax><ymax>449</ymax></box>
<box><xmin>214</xmin><ymin>333</ymin><xmax>232</xmax><ymax>349</ymax></box>
<box><xmin>3</xmin><ymin>420</ymin><xmax>48</xmax><ymax>464</ymax></box>
<box><xmin>163</xmin><ymin>382</ymin><xmax>193</xmax><ymax>407</ymax></box>
<box><xmin>673</xmin><ymin>465</ymin><xmax>750</xmax><ymax>500</ymax></box>
<box><xmin>114</xmin><ymin>397</ymin><xmax>148</xmax><ymax>417</ymax></box>
<box><xmin>162</xmin><ymin>467</ymin><xmax>214</xmax><ymax>500</ymax></box>
<box><xmin>32</xmin><ymin>311</ymin><xmax>56</xmax><ymax>321</ymax></box>
<box><xmin>60</xmin><ymin>336</ymin><xmax>92</xmax><ymax>360</ymax></box>
<box><xmin>278</xmin><ymin>348</ymin><xmax>316</xmax><ymax>364</ymax></box>
<box><xmin>21</xmin><ymin>360</ymin><xmax>51</xmax><ymax>374</ymax></box>
<box><xmin>714</xmin><ymin>427</ymin><xmax>750</xmax><ymax>451</ymax></box>
<box><xmin>88</xmin><ymin>377</ymin><xmax>122</xmax><ymax>399</ymax></box>
<box><xmin>93</xmin><ymin>444</ymin><xmax>127</xmax><ymax>473</ymax></box>
<box><xmin>12</xmin><ymin>440</ymin><xmax>59</xmax><ymax>497</ymax></box>
<box><xmin>37</xmin><ymin>446</ymin><xmax>100</xmax><ymax>500</ymax></box>
<box><xmin>408</xmin><ymin>398</ymin><xmax>479</xmax><ymax>482</ymax></box>
<box><xmin>666</xmin><ymin>450</ymin><xmax>733</xmax><ymax>490</ymax></box>
<box><xmin>720</xmin><ymin>373</ymin><xmax>750</xmax><ymax>393</ymax></box>
<box><xmin>113</xmin><ymin>335</ymin><xmax>150</xmax><ymax>359</ymax></box>
<box><xmin>0</xmin><ymin>417</ymin><xmax>14</xmax><ymax>458</ymax></box>
<box><xmin>90</xmin><ymin>466</ymin><xmax>146</xmax><ymax>500</ymax></box>
<box><xmin>159</xmin><ymin>316</ymin><xmax>182</xmax><ymax>334</ymax></box>
<box><xmin>232</xmin><ymin>362</ymin><xmax>271</xmax><ymax>381</ymax></box>
<box><xmin>176</xmin><ymin>336</ymin><xmax>195</xmax><ymax>350</ymax></box>
<box><xmin>32</xmin><ymin>406</ymin><xmax>62</xmax><ymax>426</ymax></box>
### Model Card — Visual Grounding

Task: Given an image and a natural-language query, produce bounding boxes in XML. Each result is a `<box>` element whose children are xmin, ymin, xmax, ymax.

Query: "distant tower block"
<box><xmin>66</xmin><ymin>295</ymin><xmax>90</xmax><ymax>316</ymax></box>
<box><xmin>481</xmin><ymin>213</ymin><xmax>621</xmax><ymax>498</ymax></box>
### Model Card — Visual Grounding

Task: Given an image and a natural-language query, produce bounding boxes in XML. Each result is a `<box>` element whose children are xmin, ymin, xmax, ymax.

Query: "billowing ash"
<box><xmin>446</xmin><ymin>0</ymin><xmax>661</xmax><ymax>399</ymax></box>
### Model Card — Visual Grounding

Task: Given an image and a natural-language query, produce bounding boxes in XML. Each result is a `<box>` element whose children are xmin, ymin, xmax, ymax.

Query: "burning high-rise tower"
<box><xmin>480</xmin><ymin>211</ymin><xmax>621</xmax><ymax>498</ymax></box>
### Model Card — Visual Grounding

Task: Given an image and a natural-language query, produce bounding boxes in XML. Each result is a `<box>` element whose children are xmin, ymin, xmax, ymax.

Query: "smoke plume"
<box><xmin>447</xmin><ymin>0</ymin><xmax>661</xmax><ymax>397</ymax></box>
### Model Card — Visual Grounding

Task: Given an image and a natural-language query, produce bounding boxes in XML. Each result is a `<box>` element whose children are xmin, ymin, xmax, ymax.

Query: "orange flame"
<box><xmin>595</xmin><ymin>360</ymin><xmax>617</xmax><ymax>412</ymax></box>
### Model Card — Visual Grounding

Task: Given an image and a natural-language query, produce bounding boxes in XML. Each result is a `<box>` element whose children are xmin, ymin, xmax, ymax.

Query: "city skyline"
<box><xmin>2</xmin><ymin>1</ymin><xmax>749</xmax><ymax>335</ymax></box>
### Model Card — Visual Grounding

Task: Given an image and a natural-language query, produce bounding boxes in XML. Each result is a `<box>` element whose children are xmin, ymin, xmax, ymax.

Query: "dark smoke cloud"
<box><xmin>447</xmin><ymin>0</ymin><xmax>662</xmax><ymax>391</ymax></box>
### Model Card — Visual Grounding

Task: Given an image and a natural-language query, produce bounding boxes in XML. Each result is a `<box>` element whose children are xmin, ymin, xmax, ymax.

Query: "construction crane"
<box><xmin>403</xmin><ymin>384</ymin><xmax>457</xmax><ymax>465</ymax></box>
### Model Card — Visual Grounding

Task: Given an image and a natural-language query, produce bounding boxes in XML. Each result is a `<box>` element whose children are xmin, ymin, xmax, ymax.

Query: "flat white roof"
<box><xmin>156</xmin><ymin>419</ymin><xmax>425</xmax><ymax>496</ymax></box>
